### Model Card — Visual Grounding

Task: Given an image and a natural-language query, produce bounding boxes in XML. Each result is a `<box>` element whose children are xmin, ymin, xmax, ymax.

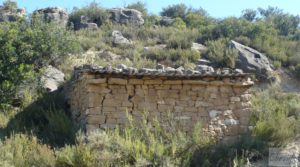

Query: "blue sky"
<box><xmin>2</xmin><ymin>0</ymin><xmax>300</xmax><ymax>18</ymax></box>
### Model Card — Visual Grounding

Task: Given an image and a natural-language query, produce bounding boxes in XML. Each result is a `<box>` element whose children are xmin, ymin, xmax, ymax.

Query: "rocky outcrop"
<box><xmin>112</xmin><ymin>30</ymin><xmax>132</xmax><ymax>46</ymax></box>
<box><xmin>108</xmin><ymin>8</ymin><xmax>144</xmax><ymax>26</ymax></box>
<box><xmin>159</xmin><ymin>16</ymin><xmax>174</xmax><ymax>26</ymax></box>
<box><xmin>191</xmin><ymin>43</ymin><xmax>208</xmax><ymax>52</ymax></box>
<box><xmin>144</xmin><ymin>44</ymin><xmax>167</xmax><ymax>52</ymax></box>
<box><xmin>0</xmin><ymin>6</ymin><xmax>25</xmax><ymax>22</ymax></box>
<box><xmin>230</xmin><ymin>40</ymin><xmax>273</xmax><ymax>80</ymax></box>
<box><xmin>33</xmin><ymin>7</ymin><xmax>68</xmax><ymax>27</ymax></box>
<box><xmin>78</xmin><ymin>22</ymin><xmax>98</xmax><ymax>30</ymax></box>
<box><xmin>41</xmin><ymin>66</ymin><xmax>65</xmax><ymax>92</ymax></box>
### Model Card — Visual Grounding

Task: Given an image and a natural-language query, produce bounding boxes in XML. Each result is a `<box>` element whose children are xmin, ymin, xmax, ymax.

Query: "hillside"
<box><xmin>0</xmin><ymin>1</ymin><xmax>300</xmax><ymax>166</ymax></box>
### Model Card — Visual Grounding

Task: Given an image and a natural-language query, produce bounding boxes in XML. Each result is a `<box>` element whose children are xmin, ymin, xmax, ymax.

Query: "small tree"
<box><xmin>160</xmin><ymin>3</ymin><xmax>187</xmax><ymax>19</ymax></box>
<box><xmin>3</xmin><ymin>0</ymin><xmax>17</xmax><ymax>10</ymax></box>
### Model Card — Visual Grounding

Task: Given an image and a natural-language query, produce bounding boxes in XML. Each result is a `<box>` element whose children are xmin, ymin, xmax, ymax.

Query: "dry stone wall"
<box><xmin>69</xmin><ymin>65</ymin><xmax>254</xmax><ymax>142</ymax></box>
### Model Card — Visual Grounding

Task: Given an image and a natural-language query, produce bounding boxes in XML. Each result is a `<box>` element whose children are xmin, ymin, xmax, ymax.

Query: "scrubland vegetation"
<box><xmin>0</xmin><ymin>0</ymin><xmax>300</xmax><ymax>166</ymax></box>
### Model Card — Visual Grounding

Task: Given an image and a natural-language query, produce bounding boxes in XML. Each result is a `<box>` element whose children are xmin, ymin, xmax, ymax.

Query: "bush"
<box><xmin>69</xmin><ymin>2</ymin><xmax>110</xmax><ymax>30</ymax></box>
<box><xmin>0</xmin><ymin>134</ymin><xmax>55</xmax><ymax>167</ymax></box>
<box><xmin>206</xmin><ymin>38</ymin><xmax>238</xmax><ymax>68</ymax></box>
<box><xmin>251</xmin><ymin>86</ymin><xmax>300</xmax><ymax>146</ymax></box>
<box><xmin>56</xmin><ymin>113</ymin><xmax>212</xmax><ymax>167</ymax></box>
<box><xmin>0</xmin><ymin>20</ymin><xmax>80</xmax><ymax>109</ymax></box>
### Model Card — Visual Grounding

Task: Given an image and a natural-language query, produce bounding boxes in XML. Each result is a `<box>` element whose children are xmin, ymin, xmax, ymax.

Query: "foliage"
<box><xmin>56</xmin><ymin>113</ymin><xmax>212</xmax><ymax>167</ymax></box>
<box><xmin>0</xmin><ymin>134</ymin><xmax>55</xmax><ymax>167</ymax></box>
<box><xmin>2</xmin><ymin>0</ymin><xmax>17</xmax><ymax>10</ymax></box>
<box><xmin>251</xmin><ymin>86</ymin><xmax>300</xmax><ymax>146</ymax></box>
<box><xmin>206</xmin><ymin>38</ymin><xmax>239</xmax><ymax>68</ymax></box>
<box><xmin>127</xmin><ymin>1</ymin><xmax>148</xmax><ymax>16</ymax></box>
<box><xmin>69</xmin><ymin>2</ymin><xmax>110</xmax><ymax>29</ymax></box>
<box><xmin>160</xmin><ymin>3</ymin><xmax>187</xmax><ymax>19</ymax></box>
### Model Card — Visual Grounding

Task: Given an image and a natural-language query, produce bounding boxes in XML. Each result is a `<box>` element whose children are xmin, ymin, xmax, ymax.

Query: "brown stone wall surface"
<box><xmin>69</xmin><ymin>73</ymin><xmax>253</xmax><ymax>142</ymax></box>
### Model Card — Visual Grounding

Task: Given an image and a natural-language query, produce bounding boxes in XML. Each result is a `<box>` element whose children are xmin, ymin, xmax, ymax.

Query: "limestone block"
<box><xmin>108</xmin><ymin>78</ymin><xmax>128</xmax><ymax>85</ymax></box>
<box><xmin>158</xmin><ymin>104</ymin><xmax>173</xmax><ymax>112</ymax></box>
<box><xmin>184</xmin><ymin>107</ymin><xmax>198</xmax><ymax>112</ymax></box>
<box><xmin>87</xmin><ymin>78</ymin><xmax>107</xmax><ymax>84</ymax></box>
<box><xmin>87</xmin><ymin>85</ymin><xmax>111</xmax><ymax>93</ymax></box>
<box><xmin>195</xmin><ymin>101</ymin><xmax>212</xmax><ymax>107</ymax></box>
<box><xmin>116</xmin><ymin>107</ymin><xmax>130</xmax><ymax>112</ymax></box>
<box><xmin>128</xmin><ymin>79</ymin><xmax>144</xmax><ymax>84</ymax></box>
<box><xmin>106</xmin><ymin>118</ymin><xmax>117</xmax><ymax>124</ymax></box>
<box><xmin>87</xmin><ymin>115</ymin><xmax>106</xmax><ymax>124</ymax></box>
<box><xmin>191</xmin><ymin>85</ymin><xmax>205</xmax><ymax>91</ymax></box>
<box><xmin>88</xmin><ymin>93</ymin><xmax>103</xmax><ymax>108</ymax></box>
<box><xmin>122</xmin><ymin>101</ymin><xmax>133</xmax><ymax>107</ymax></box>
<box><xmin>241</xmin><ymin>94</ymin><xmax>252</xmax><ymax>102</ymax></box>
<box><xmin>114</xmin><ymin>93</ymin><xmax>129</xmax><ymax>100</ymax></box>
<box><xmin>174</xmin><ymin>106</ymin><xmax>184</xmax><ymax>112</ymax></box>
<box><xmin>171</xmin><ymin>85</ymin><xmax>182</xmax><ymax>90</ymax></box>
<box><xmin>103</xmin><ymin>99</ymin><xmax>121</xmax><ymax>106</ymax></box>
<box><xmin>233</xmin><ymin>87</ymin><xmax>248</xmax><ymax>95</ymax></box>
<box><xmin>224</xmin><ymin>118</ymin><xmax>239</xmax><ymax>125</ymax></box>
<box><xmin>206</xmin><ymin>86</ymin><xmax>219</xmax><ymax>92</ymax></box>
<box><xmin>220</xmin><ymin>86</ymin><xmax>233</xmax><ymax>93</ymax></box>
<box><xmin>102</xmin><ymin>107</ymin><xmax>116</xmax><ymax>113</ymax></box>
<box><xmin>182</xmin><ymin>80</ymin><xmax>207</xmax><ymax>84</ymax></box>
<box><xmin>230</xmin><ymin>97</ymin><xmax>241</xmax><ymax>102</ymax></box>
<box><xmin>209</xmin><ymin>110</ymin><xmax>222</xmax><ymax>118</ymax></box>
<box><xmin>130</xmin><ymin>95</ymin><xmax>144</xmax><ymax>103</ymax></box>
<box><xmin>164</xmin><ymin>99</ymin><xmax>176</xmax><ymax>105</ymax></box>
<box><xmin>155</xmin><ymin>85</ymin><xmax>170</xmax><ymax>90</ymax></box>
<box><xmin>144</xmin><ymin>80</ymin><xmax>163</xmax><ymax>85</ymax></box>
<box><xmin>100</xmin><ymin>124</ymin><xmax>117</xmax><ymax>129</ymax></box>
<box><xmin>164</xmin><ymin>80</ymin><xmax>182</xmax><ymax>84</ymax></box>
<box><xmin>176</xmin><ymin>101</ymin><xmax>189</xmax><ymax>107</ymax></box>
<box><xmin>87</xmin><ymin>107</ymin><xmax>101</xmax><ymax>115</ymax></box>
<box><xmin>182</xmin><ymin>85</ymin><xmax>191</xmax><ymax>90</ymax></box>
<box><xmin>148</xmin><ymin>89</ymin><xmax>157</xmax><ymax>96</ymax></box>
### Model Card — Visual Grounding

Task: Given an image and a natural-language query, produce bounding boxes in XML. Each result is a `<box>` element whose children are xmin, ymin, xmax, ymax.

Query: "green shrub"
<box><xmin>251</xmin><ymin>86</ymin><xmax>300</xmax><ymax>146</ymax></box>
<box><xmin>0</xmin><ymin>134</ymin><xmax>55</xmax><ymax>167</ymax></box>
<box><xmin>69</xmin><ymin>2</ymin><xmax>110</xmax><ymax>29</ymax></box>
<box><xmin>206</xmin><ymin>38</ymin><xmax>238</xmax><ymax>68</ymax></box>
<box><xmin>56</xmin><ymin>113</ymin><xmax>212</xmax><ymax>167</ymax></box>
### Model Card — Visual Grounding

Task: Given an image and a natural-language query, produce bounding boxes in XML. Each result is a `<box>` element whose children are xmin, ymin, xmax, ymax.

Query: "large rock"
<box><xmin>159</xmin><ymin>16</ymin><xmax>174</xmax><ymax>26</ymax></box>
<box><xmin>191</xmin><ymin>43</ymin><xmax>208</xmax><ymax>52</ymax></box>
<box><xmin>108</xmin><ymin>8</ymin><xmax>144</xmax><ymax>26</ymax></box>
<box><xmin>41</xmin><ymin>66</ymin><xmax>65</xmax><ymax>92</ymax></box>
<box><xmin>0</xmin><ymin>6</ymin><xmax>26</xmax><ymax>22</ymax></box>
<box><xmin>112</xmin><ymin>30</ymin><xmax>132</xmax><ymax>45</ymax></box>
<box><xmin>33</xmin><ymin>7</ymin><xmax>68</xmax><ymax>27</ymax></box>
<box><xmin>230</xmin><ymin>40</ymin><xmax>273</xmax><ymax>80</ymax></box>
<box><xmin>78</xmin><ymin>22</ymin><xmax>98</xmax><ymax>30</ymax></box>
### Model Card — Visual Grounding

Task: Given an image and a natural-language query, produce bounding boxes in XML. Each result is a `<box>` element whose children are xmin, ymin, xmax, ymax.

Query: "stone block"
<box><xmin>195</xmin><ymin>101</ymin><xmax>212</xmax><ymax>107</ymax></box>
<box><xmin>171</xmin><ymin>85</ymin><xmax>182</xmax><ymax>90</ymax></box>
<box><xmin>158</xmin><ymin>104</ymin><xmax>173</xmax><ymax>112</ymax></box>
<box><xmin>184</xmin><ymin>107</ymin><xmax>197</xmax><ymax>112</ymax></box>
<box><xmin>230</xmin><ymin>97</ymin><xmax>240</xmax><ymax>102</ymax></box>
<box><xmin>128</xmin><ymin>79</ymin><xmax>144</xmax><ymax>85</ymax></box>
<box><xmin>87</xmin><ymin>115</ymin><xmax>106</xmax><ymax>124</ymax></box>
<box><xmin>144</xmin><ymin>80</ymin><xmax>163</xmax><ymax>85</ymax></box>
<box><xmin>108</xmin><ymin>78</ymin><xmax>128</xmax><ymax>85</ymax></box>
<box><xmin>191</xmin><ymin>85</ymin><xmax>205</xmax><ymax>91</ymax></box>
<box><xmin>164</xmin><ymin>80</ymin><xmax>182</xmax><ymax>84</ymax></box>
<box><xmin>87</xmin><ymin>85</ymin><xmax>111</xmax><ymax>93</ymax></box>
<box><xmin>206</xmin><ymin>86</ymin><xmax>219</xmax><ymax>92</ymax></box>
<box><xmin>103</xmin><ymin>99</ymin><xmax>121</xmax><ymax>106</ymax></box>
<box><xmin>87</xmin><ymin>78</ymin><xmax>107</xmax><ymax>84</ymax></box>
<box><xmin>102</xmin><ymin>107</ymin><xmax>116</xmax><ymax>113</ymax></box>
<box><xmin>122</xmin><ymin>101</ymin><xmax>133</xmax><ymax>107</ymax></box>
<box><xmin>182</xmin><ymin>80</ymin><xmax>207</xmax><ymax>84</ymax></box>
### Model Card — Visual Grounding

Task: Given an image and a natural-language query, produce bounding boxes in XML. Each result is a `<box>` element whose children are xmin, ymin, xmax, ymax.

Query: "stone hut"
<box><xmin>69</xmin><ymin>65</ymin><xmax>254</xmax><ymax>142</ymax></box>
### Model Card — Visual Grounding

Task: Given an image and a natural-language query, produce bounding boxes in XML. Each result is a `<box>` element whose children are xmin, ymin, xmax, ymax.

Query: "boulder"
<box><xmin>159</xmin><ymin>16</ymin><xmax>174</xmax><ymax>26</ymax></box>
<box><xmin>195</xmin><ymin>65</ymin><xmax>214</xmax><ymax>73</ymax></box>
<box><xmin>78</xmin><ymin>22</ymin><xmax>98</xmax><ymax>30</ymax></box>
<box><xmin>144</xmin><ymin>44</ymin><xmax>167</xmax><ymax>52</ymax></box>
<box><xmin>108</xmin><ymin>8</ymin><xmax>144</xmax><ymax>26</ymax></box>
<box><xmin>191</xmin><ymin>43</ymin><xmax>208</xmax><ymax>52</ymax></box>
<box><xmin>230</xmin><ymin>40</ymin><xmax>273</xmax><ymax>80</ymax></box>
<box><xmin>41</xmin><ymin>66</ymin><xmax>65</xmax><ymax>92</ymax></box>
<box><xmin>0</xmin><ymin>6</ymin><xmax>26</xmax><ymax>22</ymax></box>
<box><xmin>33</xmin><ymin>7</ymin><xmax>68</xmax><ymax>27</ymax></box>
<box><xmin>112</xmin><ymin>30</ymin><xmax>132</xmax><ymax>45</ymax></box>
